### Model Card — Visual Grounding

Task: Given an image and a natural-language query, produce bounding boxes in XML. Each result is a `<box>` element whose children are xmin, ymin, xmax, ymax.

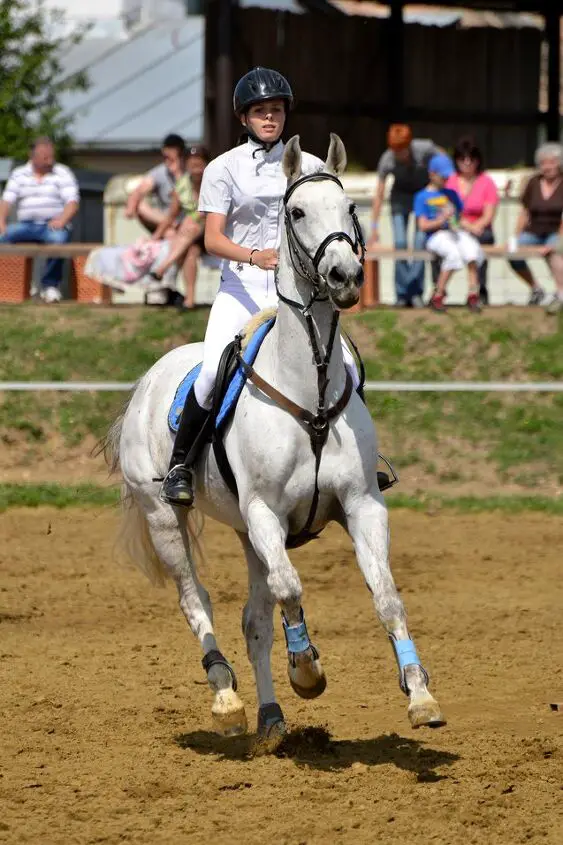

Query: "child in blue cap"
<box><xmin>414</xmin><ymin>153</ymin><xmax>484</xmax><ymax>312</ymax></box>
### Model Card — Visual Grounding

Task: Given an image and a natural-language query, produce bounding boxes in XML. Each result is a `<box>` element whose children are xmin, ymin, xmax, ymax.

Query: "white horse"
<box><xmin>105</xmin><ymin>134</ymin><xmax>445</xmax><ymax>746</ymax></box>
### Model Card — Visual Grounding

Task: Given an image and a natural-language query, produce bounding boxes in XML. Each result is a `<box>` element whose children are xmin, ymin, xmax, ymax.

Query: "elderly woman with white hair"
<box><xmin>508</xmin><ymin>142</ymin><xmax>563</xmax><ymax>314</ymax></box>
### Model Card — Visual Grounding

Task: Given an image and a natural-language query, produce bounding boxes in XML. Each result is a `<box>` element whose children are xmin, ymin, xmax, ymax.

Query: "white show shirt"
<box><xmin>198</xmin><ymin>138</ymin><xmax>324</xmax><ymax>293</ymax></box>
<box><xmin>2</xmin><ymin>162</ymin><xmax>79</xmax><ymax>223</ymax></box>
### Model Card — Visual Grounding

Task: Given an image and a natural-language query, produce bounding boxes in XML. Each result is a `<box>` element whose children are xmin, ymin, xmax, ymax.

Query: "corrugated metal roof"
<box><xmin>331</xmin><ymin>1</ymin><xmax>542</xmax><ymax>27</ymax></box>
<box><xmin>60</xmin><ymin>19</ymin><xmax>204</xmax><ymax>150</ymax></box>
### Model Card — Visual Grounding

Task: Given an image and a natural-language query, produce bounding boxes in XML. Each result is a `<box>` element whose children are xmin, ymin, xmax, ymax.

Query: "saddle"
<box><xmin>167</xmin><ymin>316</ymin><xmax>397</xmax><ymax>547</ymax></box>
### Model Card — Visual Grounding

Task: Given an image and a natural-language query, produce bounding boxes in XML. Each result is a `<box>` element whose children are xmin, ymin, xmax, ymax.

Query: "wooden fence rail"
<box><xmin>361</xmin><ymin>245</ymin><xmax>550</xmax><ymax>309</ymax></box>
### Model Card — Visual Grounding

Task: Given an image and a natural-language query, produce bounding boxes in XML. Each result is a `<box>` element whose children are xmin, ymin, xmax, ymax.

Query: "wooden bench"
<box><xmin>0</xmin><ymin>242</ymin><xmax>551</xmax><ymax>308</ymax></box>
<box><xmin>0</xmin><ymin>243</ymin><xmax>107</xmax><ymax>303</ymax></box>
<box><xmin>359</xmin><ymin>245</ymin><xmax>551</xmax><ymax>309</ymax></box>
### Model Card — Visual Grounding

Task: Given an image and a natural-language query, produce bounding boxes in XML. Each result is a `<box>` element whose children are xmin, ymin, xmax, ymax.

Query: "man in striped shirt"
<box><xmin>0</xmin><ymin>138</ymin><xmax>80</xmax><ymax>303</ymax></box>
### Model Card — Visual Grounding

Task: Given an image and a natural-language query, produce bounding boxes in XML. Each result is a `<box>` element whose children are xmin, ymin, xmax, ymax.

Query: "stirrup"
<box><xmin>159</xmin><ymin>464</ymin><xmax>195</xmax><ymax>507</ymax></box>
<box><xmin>377</xmin><ymin>453</ymin><xmax>399</xmax><ymax>492</ymax></box>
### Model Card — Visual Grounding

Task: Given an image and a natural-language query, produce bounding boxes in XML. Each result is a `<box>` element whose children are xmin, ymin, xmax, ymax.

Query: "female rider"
<box><xmin>161</xmin><ymin>67</ymin><xmax>356</xmax><ymax>506</ymax></box>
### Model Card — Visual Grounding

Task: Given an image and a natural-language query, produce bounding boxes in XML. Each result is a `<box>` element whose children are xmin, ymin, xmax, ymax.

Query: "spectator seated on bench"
<box><xmin>446</xmin><ymin>137</ymin><xmax>499</xmax><ymax>306</ymax></box>
<box><xmin>0</xmin><ymin>137</ymin><xmax>79</xmax><ymax>303</ymax></box>
<box><xmin>124</xmin><ymin>133</ymin><xmax>185</xmax><ymax>235</ymax></box>
<box><xmin>508</xmin><ymin>142</ymin><xmax>563</xmax><ymax>315</ymax></box>
<box><xmin>149</xmin><ymin>145</ymin><xmax>210</xmax><ymax>310</ymax></box>
<box><xmin>414</xmin><ymin>154</ymin><xmax>484</xmax><ymax>313</ymax></box>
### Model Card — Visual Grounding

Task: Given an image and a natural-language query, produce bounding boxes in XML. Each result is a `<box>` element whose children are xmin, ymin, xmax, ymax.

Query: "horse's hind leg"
<box><xmin>144</xmin><ymin>500</ymin><xmax>247</xmax><ymax>736</ymax></box>
<box><xmin>245</xmin><ymin>500</ymin><xmax>326</xmax><ymax>701</ymax></box>
<box><xmin>238</xmin><ymin>532</ymin><xmax>286</xmax><ymax>747</ymax></box>
<box><xmin>345</xmin><ymin>493</ymin><xmax>446</xmax><ymax>729</ymax></box>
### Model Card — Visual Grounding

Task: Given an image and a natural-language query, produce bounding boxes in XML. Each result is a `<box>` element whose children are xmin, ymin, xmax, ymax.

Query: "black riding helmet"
<box><xmin>233</xmin><ymin>67</ymin><xmax>293</xmax><ymax>116</ymax></box>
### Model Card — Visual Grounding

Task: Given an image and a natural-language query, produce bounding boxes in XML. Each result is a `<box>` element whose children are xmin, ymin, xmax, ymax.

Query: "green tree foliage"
<box><xmin>0</xmin><ymin>0</ymin><xmax>89</xmax><ymax>160</ymax></box>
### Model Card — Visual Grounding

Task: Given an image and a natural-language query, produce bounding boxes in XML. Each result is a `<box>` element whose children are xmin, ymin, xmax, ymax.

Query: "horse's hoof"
<box><xmin>253</xmin><ymin>729</ymin><xmax>286</xmax><ymax>755</ymax></box>
<box><xmin>288</xmin><ymin>656</ymin><xmax>327</xmax><ymax>700</ymax></box>
<box><xmin>289</xmin><ymin>673</ymin><xmax>327</xmax><ymax>700</ymax></box>
<box><xmin>257</xmin><ymin>703</ymin><xmax>286</xmax><ymax>736</ymax></box>
<box><xmin>211</xmin><ymin>689</ymin><xmax>248</xmax><ymax>737</ymax></box>
<box><xmin>408</xmin><ymin>697</ymin><xmax>447</xmax><ymax>729</ymax></box>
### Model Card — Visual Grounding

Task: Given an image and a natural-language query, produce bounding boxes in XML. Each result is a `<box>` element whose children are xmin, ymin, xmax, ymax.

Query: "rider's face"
<box><xmin>242</xmin><ymin>99</ymin><xmax>286</xmax><ymax>143</ymax></box>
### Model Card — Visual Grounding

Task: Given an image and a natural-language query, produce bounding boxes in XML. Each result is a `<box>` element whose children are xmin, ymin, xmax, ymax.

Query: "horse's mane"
<box><xmin>240</xmin><ymin>307</ymin><xmax>277</xmax><ymax>349</ymax></box>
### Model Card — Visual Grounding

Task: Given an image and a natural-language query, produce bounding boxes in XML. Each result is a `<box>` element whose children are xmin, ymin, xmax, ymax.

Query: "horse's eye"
<box><xmin>291</xmin><ymin>207</ymin><xmax>305</xmax><ymax>221</ymax></box>
<box><xmin>349</xmin><ymin>203</ymin><xmax>357</xmax><ymax>215</ymax></box>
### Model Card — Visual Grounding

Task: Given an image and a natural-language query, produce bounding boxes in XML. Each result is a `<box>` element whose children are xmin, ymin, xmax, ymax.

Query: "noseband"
<box><xmin>278</xmin><ymin>171</ymin><xmax>366</xmax><ymax>311</ymax></box>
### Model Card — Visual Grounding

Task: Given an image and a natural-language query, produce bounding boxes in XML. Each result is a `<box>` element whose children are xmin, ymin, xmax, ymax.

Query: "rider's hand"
<box><xmin>48</xmin><ymin>216</ymin><xmax>66</xmax><ymax>230</ymax></box>
<box><xmin>252</xmin><ymin>248</ymin><xmax>278</xmax><ymax>271</ymax></box>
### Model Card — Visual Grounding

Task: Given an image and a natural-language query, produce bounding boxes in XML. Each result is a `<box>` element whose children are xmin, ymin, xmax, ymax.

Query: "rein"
<box><xmin>236</xmin><ymin>171</ymin><xmax>364</xmax><ymax>547</ymax></box>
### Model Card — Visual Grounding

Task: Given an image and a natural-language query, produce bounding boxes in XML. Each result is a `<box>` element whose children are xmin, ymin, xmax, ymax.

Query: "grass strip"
<box><xmin>0</xmin><ymin>483</ymin><xmax>120</xmax><ymax>512</ymax></box>
<box><xmin>1</xmin><ymin>484</ymin><xmax>561</xmax><ymax>515</ymax></box>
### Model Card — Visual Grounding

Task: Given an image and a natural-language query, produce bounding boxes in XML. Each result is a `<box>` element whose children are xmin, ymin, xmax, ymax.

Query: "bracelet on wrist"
<box><xmin>249</xmin><ymin>249</ymin><xmax>258</xmax><ymax>266</ymax></box>
<box><xmin>371</xmin><ymin>221</ymin><xmax>379</xmax><ymax>231</ymax></box>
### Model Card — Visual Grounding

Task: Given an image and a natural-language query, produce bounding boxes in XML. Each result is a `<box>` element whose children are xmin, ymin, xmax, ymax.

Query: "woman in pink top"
<box><xmin>446</xmin><ymin>137</ymin><xmax>499</xmax><ymax>303</ymax></box>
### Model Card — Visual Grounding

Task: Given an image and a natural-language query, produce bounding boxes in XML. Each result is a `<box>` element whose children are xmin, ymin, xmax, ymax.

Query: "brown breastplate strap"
<box><xmin>237</xmin><ymin>354</ymin><xmax>354</xmax><ymax>547</ymax></box>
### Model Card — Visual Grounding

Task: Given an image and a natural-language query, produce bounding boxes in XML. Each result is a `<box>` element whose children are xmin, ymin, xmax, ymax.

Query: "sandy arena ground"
<box><xmin>1</xmin><ymin>507</ymin><xmax>562</xmax><ymax>844</ymax></box>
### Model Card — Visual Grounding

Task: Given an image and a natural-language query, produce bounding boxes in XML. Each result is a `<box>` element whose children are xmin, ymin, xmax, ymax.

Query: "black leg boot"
<box><xmin>160</xmin><ymin>386</ymin><xmax>210</xmax><ymax>507</ymax></box>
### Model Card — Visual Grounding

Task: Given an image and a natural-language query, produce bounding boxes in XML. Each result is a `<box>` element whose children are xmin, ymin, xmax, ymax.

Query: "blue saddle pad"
<box><xmin>168</xmin><ymin>317</ymin><xmax>275</xmax><ymax>433</ymax></box>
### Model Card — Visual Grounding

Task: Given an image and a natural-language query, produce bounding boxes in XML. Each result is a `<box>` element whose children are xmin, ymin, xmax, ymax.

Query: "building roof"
<box><xmin>60</xmin><ymin>18</ymin><xmax>204</xmax><ymax>150</ymax></box>
<box><xmin>331</xmin><ymin>2</ymin><xmax>542</xmax><ymax>27</ymax></box>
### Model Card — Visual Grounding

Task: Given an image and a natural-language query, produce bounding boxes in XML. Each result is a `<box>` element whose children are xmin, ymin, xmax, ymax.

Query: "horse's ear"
<box><xmin>325</xmin><ymin>132</ymin><xmax>347</xmax><ymax>177</ymax></box>
<box><xmin>283</xmin><ymin>135</ymin><xmax>303</xmax><ymax>182</ymax></box>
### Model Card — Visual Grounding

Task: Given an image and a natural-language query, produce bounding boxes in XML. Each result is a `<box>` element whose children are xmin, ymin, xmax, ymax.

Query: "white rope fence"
<box><xmin>1</xmin><ymin>381</ymin><xmax>563</xmax><ymax>393</ymax></box>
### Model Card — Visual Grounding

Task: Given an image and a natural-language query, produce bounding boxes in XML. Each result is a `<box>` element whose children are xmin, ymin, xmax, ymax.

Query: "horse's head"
<box><xmin>282</xmin><ymin>133</ymin><xmax>364</xmax><ymax>310</ymax></box>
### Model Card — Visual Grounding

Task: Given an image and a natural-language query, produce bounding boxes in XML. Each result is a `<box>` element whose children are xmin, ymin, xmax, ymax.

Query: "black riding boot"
<box><xmin>160</xmin><ymin>386</ymin><xmax>210</xmax><ymax>507</ymax></box>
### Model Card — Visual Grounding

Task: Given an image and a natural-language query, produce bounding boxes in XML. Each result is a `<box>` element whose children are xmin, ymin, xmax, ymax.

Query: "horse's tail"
<box><xmin>118</xmin><ymin>488</ymin><xmax>169</xmax><ymax>586</ymax></box>
<box><xmin>100</xmin><ymin>390</ymin><xmax>170</xmax><ymax>586</ymax></box>
<box><xmin>100</xmin><ymin>406</ymin><xmax>126</xmax><ymax>475</ymax></box>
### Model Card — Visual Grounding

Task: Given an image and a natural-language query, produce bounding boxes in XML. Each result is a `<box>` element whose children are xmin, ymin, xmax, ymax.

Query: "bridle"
<box><xmin>277</xmin><ymin>171</ymin><xmax>366</xmax><ymax>312</ymax></box>
<box><xmin>236</xmin><ymin>171</ymin><xmax>366</xmax><ymax>547</ymax></box>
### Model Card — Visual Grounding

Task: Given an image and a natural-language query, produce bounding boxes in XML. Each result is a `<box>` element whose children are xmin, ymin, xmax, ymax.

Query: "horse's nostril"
<box><xmin>328</xmin><ymin>267</ymin><xmax>345</xmax><ymax>285</ymax></box>
<box><xmin>355</xmin><ymin>266</ymin><xmax>364</xmax><ymax>286</ymax></box>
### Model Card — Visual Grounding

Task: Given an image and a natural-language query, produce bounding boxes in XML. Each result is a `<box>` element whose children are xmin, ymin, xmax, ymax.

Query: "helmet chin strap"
<box><xmin>244</xmin><ymin>126</ymin><xmax>282</xmax><ymax>157</ymax></box>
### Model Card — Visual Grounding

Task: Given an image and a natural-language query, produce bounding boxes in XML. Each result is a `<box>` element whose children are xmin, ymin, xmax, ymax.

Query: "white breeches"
<box><xmin>194</xmin><ymin>282</ymin><xmax>360</xmax><ymax>409</ymax></box>
<box><xmin>427</xmin><ymin>230</ymin><xmax>484</xmax><ymax>272</ymax></box>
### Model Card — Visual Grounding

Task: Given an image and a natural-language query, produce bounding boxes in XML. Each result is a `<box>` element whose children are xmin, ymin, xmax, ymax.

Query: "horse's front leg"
<box><xmin>238</xmin><ymin>532</ymin><xmax>287</xmax><ymax>747</ymax></box>
<box><xmin>245</xmin><ymin>500</ymin><xmax>327</xmax><ymax>700</ymax></box>
<box><xmin>345</xmin><ymin>491</ymin><xmax>446</xmax><ymax>729</ymax></box>
<box><xmin>143</xmin><ymin>499</ymin><xmax>247</xmax><ymax>736</ymax></box>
